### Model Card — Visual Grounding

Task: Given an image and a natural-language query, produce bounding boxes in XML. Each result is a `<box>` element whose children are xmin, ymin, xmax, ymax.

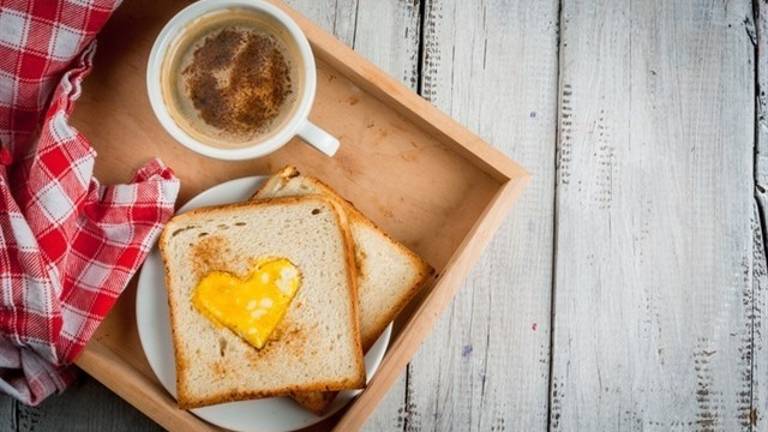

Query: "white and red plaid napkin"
<box><xmin>0</xmin><ymin>0</ymin><xmax>179</xmax><ymax>404</ymax></box>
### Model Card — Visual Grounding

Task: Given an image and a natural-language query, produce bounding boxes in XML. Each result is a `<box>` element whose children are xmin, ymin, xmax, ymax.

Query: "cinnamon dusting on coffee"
<box><xmin>182</xmin><ymin>28</ymin><xmax>292</xmax><ymax>135</ymax></box>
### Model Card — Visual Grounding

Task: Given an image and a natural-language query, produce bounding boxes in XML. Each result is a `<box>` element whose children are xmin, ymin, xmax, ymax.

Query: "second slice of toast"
<box><xmin>254</xmin><ymin>166</ymin><xmax>433</xmax><ymax>413</ymax></box>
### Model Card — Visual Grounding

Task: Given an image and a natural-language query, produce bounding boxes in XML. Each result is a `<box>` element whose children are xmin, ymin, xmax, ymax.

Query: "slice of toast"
<box><xmin>253</xmin><ymin>166</ymin><xmax>433</xmax><ymax>414</ymax></box>
<box><xmin>159</xmin><ymin>196</ymin><xmax>366</xmax><ymax>409</ymax></box>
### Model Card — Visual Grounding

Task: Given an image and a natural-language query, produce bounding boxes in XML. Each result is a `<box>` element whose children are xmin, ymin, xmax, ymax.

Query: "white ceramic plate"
<box><xmin>136</xmin><ymin>176</ymin><xmax>392</xmax><ymax>432</ymax></box>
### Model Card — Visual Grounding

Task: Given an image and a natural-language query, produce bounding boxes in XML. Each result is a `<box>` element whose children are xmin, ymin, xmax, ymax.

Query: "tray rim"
<box><xmin>75</xmin><ymin>1</ymin><xmax>531</xmax><ymax>430</ymax></box>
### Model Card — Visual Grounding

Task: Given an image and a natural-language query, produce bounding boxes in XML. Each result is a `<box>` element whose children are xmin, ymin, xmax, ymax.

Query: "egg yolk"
<box><xmin>192</xmin><ymin>257</ymin><xmax>302</xmax><ymax>349</ymax></box>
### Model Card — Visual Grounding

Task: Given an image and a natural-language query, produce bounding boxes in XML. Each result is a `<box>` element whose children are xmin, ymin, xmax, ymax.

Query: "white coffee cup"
<box><xmin>146</xmin><ymin>0</ymin><xmax>339</xmax><ymax>160</ymax></box>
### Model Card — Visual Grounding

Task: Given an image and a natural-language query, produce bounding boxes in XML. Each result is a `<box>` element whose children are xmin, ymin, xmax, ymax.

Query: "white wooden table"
<box><xmin>1</xmin><ymin>0</ymin><xmax>765</xmax><ymax>430</ymax></box>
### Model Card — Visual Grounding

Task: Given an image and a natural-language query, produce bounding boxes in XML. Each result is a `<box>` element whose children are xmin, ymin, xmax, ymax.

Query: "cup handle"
<box><xmin>297</xmin><ymin>120</ymin><xmax>340</xmax><ymax>156</ymax></box>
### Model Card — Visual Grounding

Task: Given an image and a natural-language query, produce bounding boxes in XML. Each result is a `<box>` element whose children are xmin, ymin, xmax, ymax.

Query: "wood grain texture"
<box><xmin>750</xmin><ymin>201</ymin><xmax>766</xmax><ymax>430</ymax></box>
<box><xmin>285</xmin><ymin>0</ymin><xmax>358</xmax><ymax>46</ymax></box>
<box><xmin>0</xmin><ymin>396</ymin><xmax>15</xmax><ymax>431</ymax></box>
<box><xmin>0</xmin><ymin>374</ymin><xmax>162</xmax><ymax>432</ymax></box>
<box><xmin>13</xmin><ymin>377</ymin><xmax>162</xmax><ymax>432</ymax></box>
<box><xmin>551</xmin><ymin>1</ymin><xmax>756</xmax><ymax>430</ymax></box>
<box><xmin>754</xmin><ymin>2</ymin><xmax>768</xmax><ymax>429</ymax></box>
<box><xmin>395</xmin><ymin>0</ymin><xmax>559</xmax><ymax>431</ymax></box>
<box><xmin>757</xmin><ymin>0</ymin><xmax>768</xmax><ymax>190</ymax></box>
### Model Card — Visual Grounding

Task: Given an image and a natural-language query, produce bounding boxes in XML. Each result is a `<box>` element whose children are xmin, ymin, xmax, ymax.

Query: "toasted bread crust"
<box><xmin>324</xmin><ymin>197</ymin><xmax>367</xmax><ymax>389</ymax></box>
<box><xmin>158</xmin><ymin>220</ymin><xmax>190</xmax><ymax>406</ymax></box>
<box><xmin>178</xmin><ymin>376</ymin><xmax>362</xmax><ymax>409</ymax></box>
<box><xmin>159</xmin><ymin>195</ymin><xmax>366</xmax><ymax>408</ymax></box>
<box><xmin>290</xmin><ymin>391</ymin><xmax>338</xmax><ymax>415</ymax></box>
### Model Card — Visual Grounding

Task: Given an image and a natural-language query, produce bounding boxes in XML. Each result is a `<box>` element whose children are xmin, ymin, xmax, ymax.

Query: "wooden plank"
<box><xmin>336</xmin><ymin>1</ymin><xmax>424</xmax><ymax>429</ymax></box>
<box><xmin>750</xmin><ymin>201</ymin><xmax>766</xmax><ymax>430</ymax></box>
<box><xmin>398</xmin><ymin>0</ymin><xmax>559</xmax><ymax>430</ymax></box>
<box><xmin>345</xmin><ymin>0</ymin><xmax>422</xmax><ymax>91</ymax></box>
<box><xmin>551</xmin><ymin>1</ymin><xmax>756</xmax><ymax>430</ymax></box>
<box><xmin>287</xmin><ymin>0</ymin><xmax>423</xmax><ymax>92</ymax></box>
<box><xmin>0</xmin><ymin>396</ymin><xmax>15</xmax><ymax>431</ymax></box>
<box><xmin>285</xmin><ymin>0</ymin><xmax>358</xmax><ymax>46</ymax></box>
<box><xmin>757</xmin><ymin>0</ymin><xmax>768</xmax><ymax>192</ymax></box>
<box><xmin>13</xmin><ymin>374</ymin><xmax>162</xmax><ymax>432</ymax></box>
<box><xmin>753</xmin><ymin>2</ymin><xmax>768</xmax><ymax>429</ymax></box>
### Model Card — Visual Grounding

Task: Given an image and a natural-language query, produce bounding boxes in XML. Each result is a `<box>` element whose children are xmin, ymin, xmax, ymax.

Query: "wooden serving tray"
<box><xmin>70</xmin><ymin>0</ymin><xmax>529</xmax><ymax>430</ymax></box>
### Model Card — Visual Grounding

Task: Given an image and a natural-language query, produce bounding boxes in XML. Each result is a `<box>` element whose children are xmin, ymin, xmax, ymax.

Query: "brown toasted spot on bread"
<box><xmin>211</xmin><ymin>360</ymin><xmax>227</xmax><ymax>377</ymax></box>
<box><xmin>244</xmin><ymin>344</ymin><xmax>268</xmax><ymax>364</ymax></box>
<box><xmin>191</xmin><ymin>235</ymin><xmax>230</xmax><ymax>278</ymax></box>
<box><xmin>355</xmin><ymin>248</ymin><xmax>367</xmax><ymax>276</ymax></box>
<box><xmin>242</xmin><ymin>322</ymin><xmax>305</xmax><ymax>364</ymax></box>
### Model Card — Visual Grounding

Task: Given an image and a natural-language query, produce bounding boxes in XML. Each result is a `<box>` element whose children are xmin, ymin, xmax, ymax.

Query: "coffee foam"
<box><xmin>161</xmin><ymin>9</ymin><xmax>303</xmax><ymax>149</ymax></box>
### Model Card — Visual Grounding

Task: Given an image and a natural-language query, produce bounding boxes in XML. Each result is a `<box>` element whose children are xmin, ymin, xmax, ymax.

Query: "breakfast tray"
<box><xmin>71</xmin><ymin>1</ymin><xmax>529</xmax><ymax>430</ymax></box>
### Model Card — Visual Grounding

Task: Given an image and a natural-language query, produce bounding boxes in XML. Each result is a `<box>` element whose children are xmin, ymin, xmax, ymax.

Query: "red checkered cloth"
<box><xmin>0</xmin><ymin>0</ymin><xmax>179</xmax><ymax>405</ymax></box>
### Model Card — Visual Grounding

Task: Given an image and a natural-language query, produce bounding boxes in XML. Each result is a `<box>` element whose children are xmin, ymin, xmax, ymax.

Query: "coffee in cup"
<box><xmin>161</xmin><ymin>9</ymin><xmax>302</xmax><ymax>149</ymax></box>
